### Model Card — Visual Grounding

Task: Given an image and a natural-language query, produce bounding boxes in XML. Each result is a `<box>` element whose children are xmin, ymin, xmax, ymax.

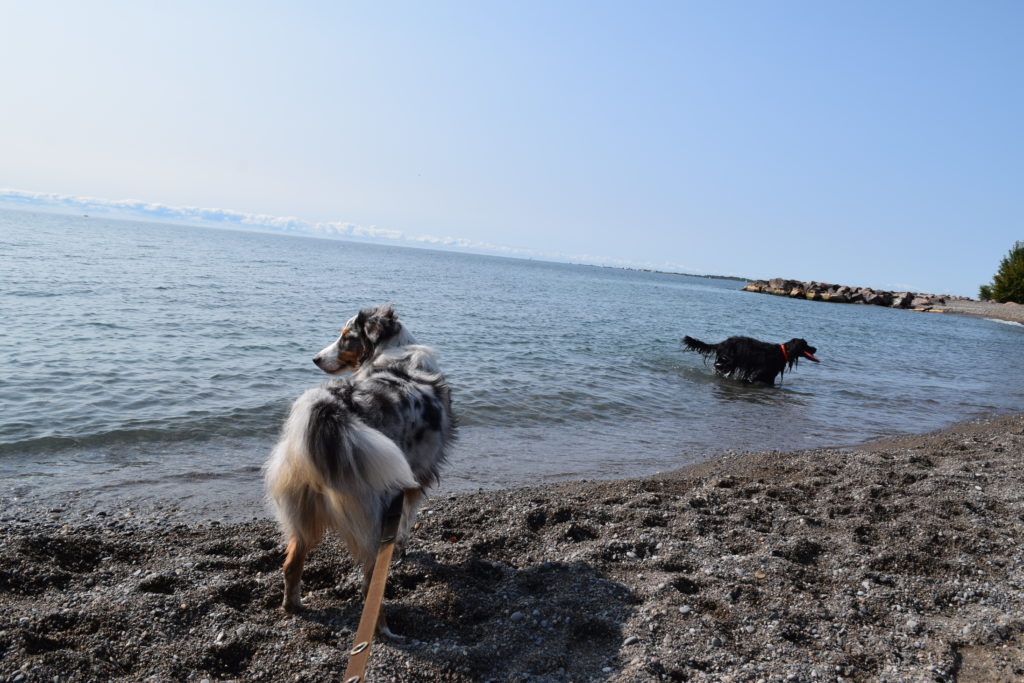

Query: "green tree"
<box><xmin>981</xmin><ymin>241</ymin><xmax>1024</xmax><ymax>303</ymax></box>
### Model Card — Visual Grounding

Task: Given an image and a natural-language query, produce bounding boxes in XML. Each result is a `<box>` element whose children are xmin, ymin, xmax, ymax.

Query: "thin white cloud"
<box><xmin>0</xmin><ymin>188</ymin><xmax>718</xmax><ymax>278</ymax></box>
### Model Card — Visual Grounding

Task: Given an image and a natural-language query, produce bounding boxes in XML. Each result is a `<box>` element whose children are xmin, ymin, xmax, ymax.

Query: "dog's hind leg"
<box><xmin>278</xmin><ymin>488</ymin><xmax>329</xmax><ymax>612</ymax></box>
<box><xmin>355</xmin><ymin>544</ymin><xmax>407</xmax><ymax>641</ymax></box>
<box><xmin>282</xmin><ymin>531</ymin><xmax>321</xmax><ymax>612</ymax></box>
<box><xmin>358</xmin><ymin>491</ymin><xmax>412</xmax><ymax>640</ymax></box>
<box><xmin>282</xmin><ymin>536</ymin><xmax>306</xmax><ymax>611</ymax></box>
<box><xmin>713</xmin><ymin>351</ymin><xmax>735</xmax><ymax>377</ymax></box>
<box><xmin>394</xmin><ymin>486</ymin><xmax>425</xmax><ymax>561</ymax></box>
<box><xmin>356</xmin><ymin>558</ymin><xmax>394</xmax><ymax>640</ymax></box>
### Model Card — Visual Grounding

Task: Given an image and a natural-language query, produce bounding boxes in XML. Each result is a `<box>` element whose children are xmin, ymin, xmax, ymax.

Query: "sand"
<box><xmin>931</xmin><ymin>299</ymin><xmax>1024</xmax><ymax>325</ymax></box>
<box><xmin>2</xmin><ymin>413</ymin><xmax>1023</xmax><ymax>682</ymax></box>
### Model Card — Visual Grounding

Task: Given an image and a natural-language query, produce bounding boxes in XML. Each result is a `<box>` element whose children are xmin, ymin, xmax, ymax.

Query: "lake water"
<box><xmin>2</xmin><ymin>208</ymin><xmax>1023</xmax><ymax>516</ymax></box>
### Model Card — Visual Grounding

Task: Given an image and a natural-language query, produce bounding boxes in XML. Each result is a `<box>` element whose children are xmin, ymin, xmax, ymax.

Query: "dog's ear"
<box><xmin>362</xmin><ymin>306</ymin><xmax>399</xmax><ymax>343</ymax></box>
<box><xmin>353</xmin><ymin>309</ymin><xmax>370</xmax><ymax>335</ymax></box>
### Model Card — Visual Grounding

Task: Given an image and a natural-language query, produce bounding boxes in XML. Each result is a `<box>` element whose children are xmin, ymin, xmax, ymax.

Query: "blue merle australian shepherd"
<box><xmin>264</xmin><ymin>306</ymin><xmax>455</xmax><ymax>634</ymax></box>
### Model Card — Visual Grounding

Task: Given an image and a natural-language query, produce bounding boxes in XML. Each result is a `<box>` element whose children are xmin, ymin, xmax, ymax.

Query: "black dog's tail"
<box><xmin>682</xmin><ymin>335</ymin><xmax>719</xmax><ymax>359</ymax></box>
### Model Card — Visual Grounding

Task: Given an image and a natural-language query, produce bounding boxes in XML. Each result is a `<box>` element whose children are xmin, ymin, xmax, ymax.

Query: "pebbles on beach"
<box><xmin>1</xmin><ymin>415</ymin><xmax>1024</xmax><ymax>680</ymax></box>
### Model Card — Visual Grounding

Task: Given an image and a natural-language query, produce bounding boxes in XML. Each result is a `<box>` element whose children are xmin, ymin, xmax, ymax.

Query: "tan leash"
<box><xmin>343</xmin><ymin>492</ymin><xmax>405</xmax><ymax>683</ymax></box>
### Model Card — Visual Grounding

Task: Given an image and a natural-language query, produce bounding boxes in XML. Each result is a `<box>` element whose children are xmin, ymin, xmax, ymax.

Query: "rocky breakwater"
<box><xmin>743</xmin><ymin>278</ymin><xmax>971</xmax><ymax>311</ymax></box>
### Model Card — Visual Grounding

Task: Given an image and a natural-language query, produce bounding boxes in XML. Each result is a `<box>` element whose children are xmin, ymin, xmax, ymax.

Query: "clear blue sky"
<box><xmin>2</xmin><ymin>1</ymin><xmax>1021</xmax><ymax>296</ymax></box>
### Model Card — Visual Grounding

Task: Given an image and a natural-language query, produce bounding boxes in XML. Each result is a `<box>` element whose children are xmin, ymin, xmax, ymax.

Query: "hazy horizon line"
<box><xmin>0</xmin><ymin>187</ymin><xmax>745</xmax><ymax>279</ymax></box>
<box><xmin>4</xmin><ymin>188</ymin><xmax>964</xmax><ymax>295</ymax></box>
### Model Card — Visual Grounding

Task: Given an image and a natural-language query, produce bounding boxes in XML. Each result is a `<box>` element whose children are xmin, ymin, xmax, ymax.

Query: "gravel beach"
<box><xmin>2</xmin><ymin>413</ymin><xmax>1023</xmax><ymax>682</ymax></box>
<box><xmin>940</xmin><ymin>300</ymin><xmax>1024</xmax><ymax>325</ymax></box>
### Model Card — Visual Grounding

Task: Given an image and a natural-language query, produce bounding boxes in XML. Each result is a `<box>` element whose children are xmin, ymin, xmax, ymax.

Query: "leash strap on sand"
<box><xmin>343</xmin><ymin>491</ymin><xmax>405</xmax><ymax>683</ymax></box>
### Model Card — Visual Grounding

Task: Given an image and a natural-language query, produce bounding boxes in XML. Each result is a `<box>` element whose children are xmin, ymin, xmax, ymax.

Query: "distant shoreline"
<box><xmin>584</xmin><ymin>261</ymin><xmax>750</xmax><ymax>283</ymax></box>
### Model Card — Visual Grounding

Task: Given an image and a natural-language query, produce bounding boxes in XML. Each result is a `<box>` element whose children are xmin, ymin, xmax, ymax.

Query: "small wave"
<box><xmin>5</xmin><ymin>290</ymin><xmax>62</xmax><ymax>298</ymax></box>
<box><xmin>0</xmin><ymin>402</ymin><xmax>289</xmax><ymax>455</ymax></box>
<box><xmin>84</xmin><ymin>321</ymin><xmax>134</xmax><ymax>330</ymax></box>
<box><xmin>457</xmin><ymin>384</ymin><xmax>669</xmax><ymax>426</ymax></box>
<box><xmin>986</xmin><ymin>318</ymin><xmax>1024</xmax><ymax>328</ymax></box>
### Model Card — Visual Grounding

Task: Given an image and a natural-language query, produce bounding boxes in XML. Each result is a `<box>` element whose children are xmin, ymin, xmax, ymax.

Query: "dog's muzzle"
<box><xmin>313</xmin><ymin>350</ymin><xmax>360</xmax><ymax>374</ymax></box>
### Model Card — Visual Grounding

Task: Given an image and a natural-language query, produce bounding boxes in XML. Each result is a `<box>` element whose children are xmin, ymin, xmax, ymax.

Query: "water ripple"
<box><xmin>3</xmin><ymin>208</ymin><xmax>1024</xmax><ymax>498</ymax></box>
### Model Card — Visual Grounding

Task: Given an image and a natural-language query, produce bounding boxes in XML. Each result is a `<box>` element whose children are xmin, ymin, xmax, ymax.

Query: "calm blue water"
<box><xmin>2</xmin><ymin>209</ymin><xmax>1023</xmax><ymax>514</ymax></box>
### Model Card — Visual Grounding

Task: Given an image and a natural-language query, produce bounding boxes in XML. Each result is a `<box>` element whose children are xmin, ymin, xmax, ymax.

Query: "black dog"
<box><xmin>682</xmin><ymin>335</ymin><xmax>820</xmax><ymax>385</ymax></box>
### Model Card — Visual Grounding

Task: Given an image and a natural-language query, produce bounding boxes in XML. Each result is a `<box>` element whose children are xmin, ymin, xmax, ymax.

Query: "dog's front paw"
<box><xmin>282</xmin><ymin>596</ymin><xmax>304</xmax><ymax>612</ymax></box>
<box><xmin>376</xmin><ymin>624</ymin><xmax>405</xmax><ymax>642</ymax></box>
<box><xmin>392</xmin><ymin>544</ymin><xmax>407</xmax><ymax>565</ymax></box>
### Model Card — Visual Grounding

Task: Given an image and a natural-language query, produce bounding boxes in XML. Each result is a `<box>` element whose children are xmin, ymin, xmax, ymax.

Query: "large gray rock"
<box><xmin>822</xmin><ymin>286</ymin><xmax>853</xmax><ymax>303</ymax></box>
<box><xmin>910</xmin><ymin>295</ymin><xmax>935</xmax><ymax>308</ymax></box>
<box><xmin>769</xmin><ymin>278</ymin><xmax>802</xmax><ymax>294</ymax></box>
<box><xmin>891</xmin><ymin>292</ymin><xmax>913</xmax><ymax>308</ymax></box>
<box><xmin>862</xmin><ymin>289</ymin><xmax>893</xmax><ymax>306</ymax></box>
<box><xmin>848</xmin><ymin>288</ymin><xmax>869</xmax><ymax>304</ymax></box>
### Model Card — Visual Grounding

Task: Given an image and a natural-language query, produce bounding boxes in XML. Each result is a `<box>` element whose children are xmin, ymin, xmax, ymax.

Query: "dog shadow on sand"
<box><xmin>286</xmin><ymin>550</ymin><xmax>637</xmax><ymax>681</ymax></box>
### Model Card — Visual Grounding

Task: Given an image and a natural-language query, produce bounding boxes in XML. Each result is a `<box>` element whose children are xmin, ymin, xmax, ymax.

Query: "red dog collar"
<box><xmin>780</xmin><ymin>344</ymin><xmax>789</xmax><ymax>362</ymax></box>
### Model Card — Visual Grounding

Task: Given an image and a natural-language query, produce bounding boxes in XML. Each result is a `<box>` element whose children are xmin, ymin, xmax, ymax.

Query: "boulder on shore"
<box><xmin>744</xmin><ymin>279</ymin><xmax>970</xmax><ymax>310</ymax></box>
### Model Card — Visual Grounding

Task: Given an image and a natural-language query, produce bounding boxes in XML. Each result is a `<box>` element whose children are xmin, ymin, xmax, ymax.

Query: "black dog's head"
<box><xmin>312</xmin><ymin>306</ymin><xmax>405</xmax><ymax>374</ymax></box>
<box><xmin>784</xmin><ymin>338</ymin><xmax>820</xmax><ymax>364</ymax></box>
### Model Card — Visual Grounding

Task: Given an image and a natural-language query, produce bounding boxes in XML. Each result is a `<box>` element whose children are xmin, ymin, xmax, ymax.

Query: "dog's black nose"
<box><xmin>312</xmin><ymin>357</ymin><xmax>321</xmax><ymax>366</ymax></box>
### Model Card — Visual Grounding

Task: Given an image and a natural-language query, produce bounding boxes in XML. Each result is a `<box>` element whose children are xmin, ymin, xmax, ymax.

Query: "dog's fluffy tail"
<box><xmin>682</xmin><ymin>335</ymin><xmax>719</xmax><ymax>358</ymax></box>
<box><xmin>264</xmin><ymin>387</ymin><xmax>416</xmax><ymax>546</ymax></box>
